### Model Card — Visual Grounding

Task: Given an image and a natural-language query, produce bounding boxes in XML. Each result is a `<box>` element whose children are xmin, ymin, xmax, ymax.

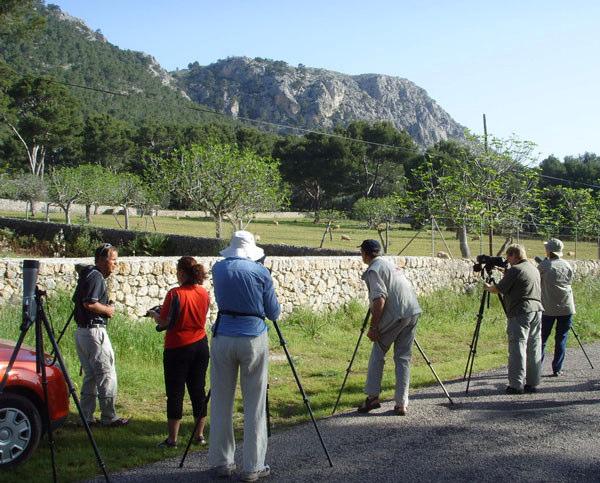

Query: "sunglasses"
<box><xmin>97</xmin><ymin>243</ymin><xmax>113</xmax><ymax>258</ymax></box>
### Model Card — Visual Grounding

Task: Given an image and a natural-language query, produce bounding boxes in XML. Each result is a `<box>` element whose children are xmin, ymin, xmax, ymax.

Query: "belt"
<box><xmin>77</xmin><ymin>323</ymin><xmax>106</xmax><ymax>329</ymax></box>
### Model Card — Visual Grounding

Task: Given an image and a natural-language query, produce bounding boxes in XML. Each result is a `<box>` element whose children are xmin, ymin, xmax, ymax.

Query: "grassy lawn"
<box><xmin>2</xmin><ymin>279</ymin><xmax>600</xmax><ymax>482</ymax></box>
<box><xmin>2</xmin><ymin>210</ymin><xmax>599</xmax><ymax>259</ymax></box>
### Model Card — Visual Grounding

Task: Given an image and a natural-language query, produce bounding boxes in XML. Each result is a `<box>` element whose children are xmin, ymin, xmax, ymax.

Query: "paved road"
<box><xmin>92</xmin><ymin>343</ymin><xmax>600</xmax><ymax>482</ymax></box>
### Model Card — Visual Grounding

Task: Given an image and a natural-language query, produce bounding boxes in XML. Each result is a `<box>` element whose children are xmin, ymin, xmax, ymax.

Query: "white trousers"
<box><xmin>208</xmin><ymin>332</ymin><xmax>269</xmax><ymax>473</ymax></box>
<box><xmin>74</xmin><ymin>327</ymin><xmax>118</xmax><ymax>424</ymax></box>
<box><xmin>365</xmin><ymin>315</ymin><xmax>418</xmax><ymax>407</ymax></box>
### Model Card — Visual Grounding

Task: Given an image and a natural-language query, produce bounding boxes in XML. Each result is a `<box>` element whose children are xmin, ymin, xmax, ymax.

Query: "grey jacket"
<box><xmin>538</xmin><ymin>258</ymin><xmax>575</xmax><ymax>316</ymax></box>
<box><xmin>361</xmin><ymin>257</ymin><xmax>421</xmax><ymax>335</ymax></box>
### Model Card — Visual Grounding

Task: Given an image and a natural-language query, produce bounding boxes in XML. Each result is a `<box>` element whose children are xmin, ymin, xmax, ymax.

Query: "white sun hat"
<box><xmin>219</xmin><ymin>230</ymin><xmax>265</xmax><ymax>261</ymax></box>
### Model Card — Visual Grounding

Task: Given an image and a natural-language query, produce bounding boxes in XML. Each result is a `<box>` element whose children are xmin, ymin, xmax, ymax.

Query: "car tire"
<box><xmin>0</xmin><ymin>393</ymin><xmax>42</xmax><ymax>468</ymax></box>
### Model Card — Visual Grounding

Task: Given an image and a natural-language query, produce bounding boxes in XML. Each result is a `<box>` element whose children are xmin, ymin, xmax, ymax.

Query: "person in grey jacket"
<box><xmin>357</xmin><ymin>239</ymin><xmax>422</xmax><ymax>416</ymax></box>
<box><xmin>538</xmin><ymin>238</ymin><xmax>576</xmax><ymax>377</ymax></box>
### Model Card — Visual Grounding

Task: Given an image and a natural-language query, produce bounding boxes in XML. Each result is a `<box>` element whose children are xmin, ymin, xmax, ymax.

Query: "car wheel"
<box><xmin>0</xmin><ymin>393</ymin><xmax>42</xmax><ymax>468</ymax></box>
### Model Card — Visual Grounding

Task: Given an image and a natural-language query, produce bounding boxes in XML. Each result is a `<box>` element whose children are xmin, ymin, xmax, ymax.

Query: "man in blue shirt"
<box><xmin>208</xmin><ymin>231</ymin><xmax>280</xmax><ymax>482</ymax></box>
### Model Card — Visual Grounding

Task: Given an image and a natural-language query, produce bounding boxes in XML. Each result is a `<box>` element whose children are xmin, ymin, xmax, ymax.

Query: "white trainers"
<box><xmin>214</xmin><ymin>463</ymin><xmax>236</xmax><ymax>478</ymax></box>
<box><xmin>240</xmin><ymin>465</ymin><xmax>270</xmax><ymax>482</ymax></box>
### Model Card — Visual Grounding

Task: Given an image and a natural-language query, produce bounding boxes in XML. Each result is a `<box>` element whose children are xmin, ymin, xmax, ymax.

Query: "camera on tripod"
<box><xmin>473</xmin><ymin>254</ymin><xmax>508</xmax><ymax>273</ymax></box>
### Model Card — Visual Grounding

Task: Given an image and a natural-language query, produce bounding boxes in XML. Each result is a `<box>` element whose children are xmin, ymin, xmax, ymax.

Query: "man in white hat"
<box><xmin>538</xmin><ymin>238</ymin><xmax>576</xmax><ymax>377</ymax></box>
<box><xmin>208</xmin><ymin>231</ymin><xmax>280</xmax><ymax>482</ymax></box>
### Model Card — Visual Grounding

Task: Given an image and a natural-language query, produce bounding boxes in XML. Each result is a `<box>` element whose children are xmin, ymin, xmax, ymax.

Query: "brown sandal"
<box><xmin>357</xmin><ymin>396</ymin><xmax>381</xmax><ymax>413</ymax></box>
<box><xmin>393</xmin><ymin>406</ymin><xmax>407</xmax><ymax>416</ymax></box>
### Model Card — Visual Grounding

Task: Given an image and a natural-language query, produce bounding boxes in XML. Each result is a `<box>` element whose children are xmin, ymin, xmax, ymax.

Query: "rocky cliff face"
<box><xmin>174</xmin><ymin>57</ymin><xmax>464</xmax><ymax>147</ymax></box>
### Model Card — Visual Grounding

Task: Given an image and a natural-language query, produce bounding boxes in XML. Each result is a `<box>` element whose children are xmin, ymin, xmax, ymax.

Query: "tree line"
<box><xmin>1</xmin><ymin>1</ymin><xmax>599</xmax><ymax>257</ymax></box>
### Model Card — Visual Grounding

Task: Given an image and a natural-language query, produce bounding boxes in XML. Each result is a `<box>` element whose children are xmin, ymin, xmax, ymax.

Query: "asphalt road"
<box><xmin>90</xmin><ymin>343</ymin><xmax>600</xmax><ymax>482</ymax></box>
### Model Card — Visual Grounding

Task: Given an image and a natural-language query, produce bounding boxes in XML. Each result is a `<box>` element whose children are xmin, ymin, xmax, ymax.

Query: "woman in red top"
<box><xmin>150</xmin><ymin>256</ymin><xmax>210</xmax><ymax>448</ymax></box>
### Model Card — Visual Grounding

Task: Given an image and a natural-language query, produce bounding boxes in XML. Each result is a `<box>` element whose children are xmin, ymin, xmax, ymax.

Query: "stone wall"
<box><xmin>1</xmin><ymin>256</ymin><xmax>599</xmax><ymax>321</ymax></box>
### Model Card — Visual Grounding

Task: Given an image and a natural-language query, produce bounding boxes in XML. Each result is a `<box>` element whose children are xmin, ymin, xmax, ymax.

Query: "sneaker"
<box><xmin>193</xmin><ymin>435</ymin><xmax>206</xmax><ymax>445</ymax></box>
<box><xmin>551</xmin><ymin>371</ymin><xmax>563</xmax><ymax>377</ymax></box>
<box><xmin>505</xmin><ymin>386</ymin><xmax>524</xmax><ymax>395</ymax></box>
<box><xmin>240</xmin><ymin>465</ymin><xmax>270</xmax><ymax>482</ymax></box>
<box><xmin>213</xmin><ymin>463</ymin><xmax>236</xmax><ymax>478</ymax></box>
<box><xmin>524</xmin><ymin>385</ymin><xmax>537</xmax><ymax>393</ymax></box>
<box><xmin>157</xmin><ymin>438</ymin><xmax>177</xmax><ymax>448</ymax></box>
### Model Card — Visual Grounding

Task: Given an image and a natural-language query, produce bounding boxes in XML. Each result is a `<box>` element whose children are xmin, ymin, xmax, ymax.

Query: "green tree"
<box><xmin>2</xmin><ymin>76</ymin><xmax>81</xmax><ymax>177</ymax></box>
<box><xmin>158</xmin><ymin>142</ymin><xmax>287</xmax><ymax>238</ymax></box>
<box><xmin>73</xmin><ymin>164</ymin><xmax>113</xmax><ymax>223</ymax></box>
<box><xmin>339</xmin><ymin>120</ymin><xmax>418</xmax><ymax>198</ymax></box>
<box><xmin>81</xmin><ymin>114</ymin><xmax>134</xmax><ymax>170</ymax></box>
<box><xmin>0</xmin><ymin>0</ymin><xmax>45</xmax><ymax>42</ymax></box>
<box><xmin>47</xmin><ymin>166</ymin><xmax>82</xmax><ymax>224</ymax></box>
<box><xmin>105</xmin><ymin>172</ymin><xmax>146</xmax><ymax>230</ymax></box>
<box><xmin>274</xmin><ymin>133</ymin><xmax>353</xmax><ymax>220</ymax></box>
<box><xmin>4</xmin><ymin>172</ymin><xmax>47</xmax><ymax>218</ymax></box>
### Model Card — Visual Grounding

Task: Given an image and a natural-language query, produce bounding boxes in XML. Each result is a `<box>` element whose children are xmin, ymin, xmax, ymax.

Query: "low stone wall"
<box><xmin>1</xmin><ymin>257</ymin><xmax>599</xmax><ymax>321</ymax></box>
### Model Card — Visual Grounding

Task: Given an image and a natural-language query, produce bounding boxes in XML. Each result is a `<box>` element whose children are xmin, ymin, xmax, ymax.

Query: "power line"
<box><xmin>11</xmin><ymin>72</ymin><xmax>600</xmax><ymax>191</ymax></box>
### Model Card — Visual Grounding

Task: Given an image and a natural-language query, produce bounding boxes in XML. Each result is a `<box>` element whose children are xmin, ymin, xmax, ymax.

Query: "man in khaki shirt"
<box><xmin>485</xmin><ymin>244</ymin><xmax>543</xmax><ymax>395</ymax></box>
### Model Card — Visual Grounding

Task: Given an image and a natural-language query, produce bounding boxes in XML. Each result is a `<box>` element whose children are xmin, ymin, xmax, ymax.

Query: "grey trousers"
<box><xmin>365</xmin><ymin>315</ymin><xmax>419</xmax><ymax>407</ymax></box>
<box><xmin>208</xmin><ymin>332</ymin><xmax>269</xmax><ymax>474</ymax></box>
<box><xmin>506</xmin><ymin>311</ymin><xmax>542</xmax><ymax>390</ymax></box>
<box><xmin>74</xmin><ymin>327</ymin><xmax>118</xmax><ymax>424</ymax></box>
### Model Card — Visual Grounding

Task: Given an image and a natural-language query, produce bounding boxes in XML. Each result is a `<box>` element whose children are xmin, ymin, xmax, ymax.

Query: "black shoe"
<box><xmin>524</xmin><ymin>385</ymin><xmax>537</xmax><ymax>393</ymax></box>
<box><xmin>157</xmin><ymin>438</ymin><xmax>177</xmax><ymax>448</ymax></box>
<box><xmin>506</xmin><ymin>386</ymin><xmax>524</xmax><ymax>395</ymax></box>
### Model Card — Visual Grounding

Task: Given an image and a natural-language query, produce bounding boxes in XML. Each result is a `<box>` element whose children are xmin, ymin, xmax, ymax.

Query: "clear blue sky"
<box><xmin>49</xmin><ymin>0</ymin><xmax>600</xmax><ymax>161</ymax></box>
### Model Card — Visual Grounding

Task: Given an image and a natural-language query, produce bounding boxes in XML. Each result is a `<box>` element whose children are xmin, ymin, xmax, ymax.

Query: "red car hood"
<box><xmin>0</xmin><ymin>339</ymin><xmax>38</xmax><ymax>363</ymax></box>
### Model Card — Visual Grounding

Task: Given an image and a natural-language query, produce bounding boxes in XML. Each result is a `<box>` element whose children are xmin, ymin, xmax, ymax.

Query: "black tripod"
<box><xmin>272</xmin><ymin>319</ymin><xmax>333</xmax><ymax>467</ymax></box>
<box><xmin>570</xmin><ymin>326</ymin><xmax>594</xmax><ymax>369</ymax></box>
<box><xmin>0</xmin><ymin>281</ymin><xmax>110</xmax><ymax>482</ymax></box>
<box><xmin>463</xmin><ymin>273</ymin><xmax>505</xmax><ymax>395</ymax></box>
<box><xmin>332</xmin><ymin>309</ymin><xmax>454</xmax><ymax>416</ymax></box>
<box><xmin>180</xmin><ymin>321</ymin><xmax>333</xmax><ymax>469</ymax></box>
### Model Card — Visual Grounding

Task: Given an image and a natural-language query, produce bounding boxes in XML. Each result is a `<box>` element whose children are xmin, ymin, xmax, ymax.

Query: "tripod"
<box><xmin>463</xmin><ymin>273</ymin><xmax>505</xmax><ymax>395</ymax></box>
<box><xmin>570</xmin><ymin>326</ymin><xmax>594</xmax><ymax>369</ymax></box>
<box><xmin>332</xmin><ymin>309</ymin><xmax>454</xmax><ymax>416</ymax></box>
<box><xmin>0</xmin><ymin>284</ymin><xmax>110</xmax><ymax>482</ymax></box>
<box><xmin>180</xmin><ymin>321</ymin><xmax>333</xmax><ymax>469</ymax></box>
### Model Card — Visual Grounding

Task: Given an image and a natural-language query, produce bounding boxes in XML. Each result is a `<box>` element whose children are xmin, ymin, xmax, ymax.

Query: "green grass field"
<box><xmin>2</xmin><ymin>210</ymin><xmax>599</xmax><ymax>259</ymax></box>
<box><xmin>2</xmin><ymin>280</ymin><xmax>600</xmax><ymax>482</ymax></box>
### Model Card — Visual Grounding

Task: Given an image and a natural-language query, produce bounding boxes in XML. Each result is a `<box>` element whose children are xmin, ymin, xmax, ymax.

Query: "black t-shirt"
<box><xmin>73</xmin><ymin>265</ymin><xmax>109</xmax><ymax>326</ymax></box>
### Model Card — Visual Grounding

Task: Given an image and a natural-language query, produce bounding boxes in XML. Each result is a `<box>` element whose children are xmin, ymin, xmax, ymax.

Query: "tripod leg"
<box><xmin>465</xmin><ymin>321</ymin><xmax>481</xmax><ymax>395</ymax></box>
<box><xmin>37</xmin><ymin>329</ymin><xmax>58</xmax><ymax>483</ymax></box>
<box><xmin>266</xmin><ymin>383</ymin><xmax>271</xmax><ymax>438</ymax></box>
<box><xmin>179</xmin><ymin>390</ymin><xmax>211</xmax><ymax>468</ymax></box>
<box><xmin>0</xmin><ymin>325</ymin><xmax>30</xmax><ymax>394</ymax></box>
<box><xmin>414</xmin><ymin>339</ymin><xmax>454</xmax><ymax>405</ymax></box>
<box><xmin>272</xmin><ymin>320</ymin><xmax>334</xmax><ymax>467</ymax></box>
<box><xmin>332</xmin><ymin>309</ymin><xmax>370</xmax><ymax>415</ymax></box>
<box><xmin>38</xmin><ymin>299</ymin><xmax>111</xmax><ymax>482</ymax></box>
<box><xmin>570</xmin><ymin>326</ymin><xmax>594</xmax><ymax>369</ymax></box>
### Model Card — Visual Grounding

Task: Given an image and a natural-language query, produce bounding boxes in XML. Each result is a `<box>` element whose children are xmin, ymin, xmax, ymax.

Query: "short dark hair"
<box><xmin>95</xmin><ymin>243</ymin><xmax>117</xmax><ymax>263</ymax></box>
<box><xmin>359</xmin><ymin>239</ymin><xmax>382</xmax><ymax>256</ymax></box>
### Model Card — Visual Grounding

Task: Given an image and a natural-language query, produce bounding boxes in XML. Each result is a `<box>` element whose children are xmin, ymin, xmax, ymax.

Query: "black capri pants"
<box><xmin>163</xmin><ymin>337</ymin><xmax>209</xmax><ymax>420</ymax></box>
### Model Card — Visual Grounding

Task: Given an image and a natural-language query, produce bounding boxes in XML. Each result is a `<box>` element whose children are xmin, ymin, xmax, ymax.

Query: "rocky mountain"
<box><xmin>174</xmin><ymin>57</ymin><xmax>464</xmax><ymax>147</ymax></box>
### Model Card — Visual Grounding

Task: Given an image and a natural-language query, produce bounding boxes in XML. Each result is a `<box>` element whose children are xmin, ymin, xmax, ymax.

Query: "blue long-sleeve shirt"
<box><xmin>212</xmin><ymin>257</ymin><xmax>281</xmax><ymax>336</ymax></box>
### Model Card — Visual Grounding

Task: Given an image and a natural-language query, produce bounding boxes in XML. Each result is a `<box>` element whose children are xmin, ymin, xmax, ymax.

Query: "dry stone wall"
<box><xmin>1</xmin><ymin>256</ymin><xmax>599</xmax><ymax>321</ymax></box>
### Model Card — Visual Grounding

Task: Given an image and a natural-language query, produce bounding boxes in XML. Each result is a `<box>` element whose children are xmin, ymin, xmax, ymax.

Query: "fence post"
<box><xmin>431</xmin><ymin>218</ymin><xmax>435</xmax><ymax>257</ymax></box>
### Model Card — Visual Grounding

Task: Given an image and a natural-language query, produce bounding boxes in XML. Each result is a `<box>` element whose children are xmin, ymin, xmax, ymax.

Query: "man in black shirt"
<box><xmin>73</xmin><ymin>243</ymin><xmax>129</xmax><ymax>427</ymax></box>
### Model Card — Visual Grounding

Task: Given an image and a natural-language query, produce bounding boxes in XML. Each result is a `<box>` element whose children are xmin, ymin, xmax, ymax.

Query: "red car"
<box><xmin>0</xmin><ymin>339</ymin><xmax>69</xmax><ymax>468</ymax></box>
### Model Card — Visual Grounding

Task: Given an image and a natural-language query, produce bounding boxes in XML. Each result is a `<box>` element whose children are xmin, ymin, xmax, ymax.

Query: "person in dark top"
<box><xmin>149</xmin><ymin>256</ymin><xmax>210</xmax><ymax>448</ymax></box>
<box><xmin>485</xmin><ymin>244</ymin><xmax>544</xmax><ymax>394</ymax></box>
<box><xmin>72</xmin><ymin>243</ymin><xmax>129</xmax><ymax>427</ymax></box>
